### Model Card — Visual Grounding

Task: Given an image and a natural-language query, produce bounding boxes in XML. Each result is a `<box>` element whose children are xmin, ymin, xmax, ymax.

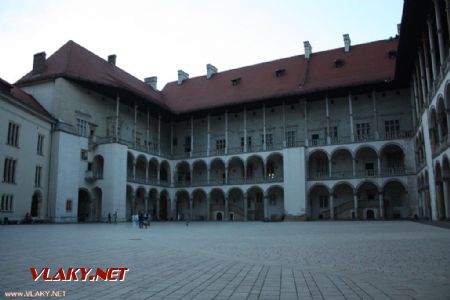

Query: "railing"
<box><xmin>85</xmin><ymin>170</ymin><xmax>103</xmax><ymax>180</ymax></box>
<box><xmin>228</xmin><ymin>203</ymin><xmax>245</xmax><ymax>216</ymax></box>
<box><xmin>173</xmin><ymin>175</ymin><xmax>284</xmax><ymax>187</ymax></box>
<box><xmin>308</xmin><ymin>168</ymin><xmax>413</xmax><ymax>181</ymax></box>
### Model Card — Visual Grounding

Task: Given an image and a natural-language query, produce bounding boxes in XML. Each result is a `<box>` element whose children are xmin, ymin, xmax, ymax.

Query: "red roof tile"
<box><xmin>162</xmin><ymin>38</ymin><xmax>398</xmax><ymax>113</ymax></box>
<box><xmin>17</xmin><ymin>40</ymin><xmax>166</xmax><ymax>108</ymax></box>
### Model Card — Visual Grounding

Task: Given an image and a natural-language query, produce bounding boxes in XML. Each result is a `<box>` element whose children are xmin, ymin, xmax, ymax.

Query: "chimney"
<box><xmin>144</xmin><ymin>76</ymin><xmax>158</xmax><ymax>90</ymax></box>
<box><xmin>304</xmin><ymin>41</ymin><xmax>312</xmax><ymax>60</ymax></box>
<box><xmin>397</xmin><ymin>23</ymin><xmax>401</xmax><ymax>35</ymax></box>
<box><xmin>108</xmin><ymin>54</ymin><xmax>116</xmax><ymax>66</ymax></box>
<box><xmin>343</xmin><ymin>34</ymin><xmax>351</xmax><ymax>53</ymax></box>
<box><xmin>32</xmin><ymin>52</ymin><xmax>46</xmax><ymax>74</ymax></box>
<box><xmin>206</xmin><ymin>64</ymin><xmax>218</xmax><ymax>79</ymax></box>
<box><xmin>178</xmin><ymin>70</ymin><xmax>189</xmax><ymax>85</ymax></box>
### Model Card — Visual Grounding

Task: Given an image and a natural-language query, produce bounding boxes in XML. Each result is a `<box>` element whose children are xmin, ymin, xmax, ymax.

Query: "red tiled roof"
<box><xmin>162</xmin><ymin>38</ymin><xmax>398</xmax><ymax>113</ymax></box>
<box><xmin>16</xmin><ymin>39</ymin><xmax>398</xmax><ymax>114</ymax></box>
<box><xmin>17</xmin><ymin>40</ymin><xmax>166</xmax><ymax>108</ymax></box>
<box><xmin>0</xmin><ymin>77</ymin><xmax>53</xmax><ymax>120</ymax></box>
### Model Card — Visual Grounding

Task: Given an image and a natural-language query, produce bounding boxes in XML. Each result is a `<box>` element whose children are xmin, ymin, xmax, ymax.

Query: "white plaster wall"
<box><xmin>283</xmin><ymin>147</ymin><xmax>306</xmax><ymax>218</ymax></box>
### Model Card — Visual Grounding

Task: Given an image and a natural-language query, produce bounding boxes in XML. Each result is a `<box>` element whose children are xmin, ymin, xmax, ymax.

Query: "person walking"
<box><xmin>113</xmin><ymin>211</ymin><xmax>117</xmax><ymax>224</ymax></box>
<box><xmin>108</xmin><ymin>213</ymin><xmax>111</xmax><ymax>224</ymax></box>
<box><xmin>138</xmin><ymin>211</ymin><xmax>144</xmax><ymax>229</ymax></box>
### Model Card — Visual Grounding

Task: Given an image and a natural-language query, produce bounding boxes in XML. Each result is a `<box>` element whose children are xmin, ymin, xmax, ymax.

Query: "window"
<box><xmin>80</xmin><ymin>149</ymin><xmax>88</xmax><ymax>160</ymax></box>
<box><xmin>3</xmin><ymin>158</ymin><xmax>17</xmax><ymax>184</ymax></box>
<box><xmin>311</xmin><ymin>134</ymin><xmax>319</xmax><ymax>145</ymax></box>
<box><xmin>184</xmin><ymin>136</ymin><xmax>191</xmax><ymax>153</ymax></box>
<box><xmin>385</xmin><ymin>120</ymin><xmax>400</xmax><ymax>138</ymax></box>
<box><xmin>275</xmin><ymin>68</ymin><xmax>285</xmax><ymax>77</ymax></box>
<box><xmin>261</xmin><ymin>133</ymin><xmax>273</xmax><ymax>148</ymax></box>
<box><xmin>216</xmin><ymin>139</ymin><xmax>226</xmax><ymax>154</ymax></box>
<box><xmin>66</xmin><ymin>199</ymin><xmax>73</xmax><ymax>212</ymax></box>
<box><xmin>334</xmin><ymin>59</ymin><xmax>344</xmax><ymax>68</ymax></box>
<box><xmin>241</xmin><ymin>136</ymin><xmax>252</xmax><ymax>151</ymax></box>
<box><xmin>356</xmin><ymin>123</ymin><xmax>371</xmax><ymax>140</ymax></box>
<box><xmin>0</xmin><ymin>194</ymin><xmax>14</xmax><ymax>212</ymax></box>
<box><xmin>37</xmin><ymin>134</ymin><xmax>44</xmax><ymax>155</ymax></box>
<box><xmin>35</xmin><ymin>166</ymin><xmax>42</xmax><ymax>187</ymax></box>
<box><xmin>7</xmin><ymin>122</ymin><xmax>20</xmax><ymax>147</ymax></box>
<box><xmin>330</xmin><ymin>126</ymin><xmax>338</xmax><ymax>142</ymax></box>
<box><xmin>76</xmin><ymin>118</ymin><xmax>88</xmax><ymax>137</ymax></box>
<box><xmin>286</xmin><ymin>131</ymin><xmax>296</xmax><ymax>147</ymax></box>
<box><xmin>319</xmin><ymin>196</ymin><xmax>328</xmax><ymax>208</ymax></box>
<box><xmin>231</xmin><ymin>77</ymin><xmax>241</xmax><ymax>86</ymax></box>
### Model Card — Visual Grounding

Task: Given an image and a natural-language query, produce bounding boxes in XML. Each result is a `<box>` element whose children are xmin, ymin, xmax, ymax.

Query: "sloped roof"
<box><xmin>162</xmin><ymin>38</ymin><xmax>398</xmax><ymax>113</ymax></box>
<box><xmin>0</xmin><ymin>77</ymin><xmax>53</xmax><ymax>120</ymax></box>
<box><xmin>17</xmin><ymin>40</ymin><xmax>165</xmax><ymax>108</ymax></box>
<box><xmin>16</xmin><ymin>38</ymin><xmax>398</xmax><ymax>114</ymax></box>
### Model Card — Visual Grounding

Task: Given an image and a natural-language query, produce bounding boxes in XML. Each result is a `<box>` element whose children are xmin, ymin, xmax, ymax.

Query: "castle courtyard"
<box><xmin>1</xmin><ymin>221</ymin><xmax>449</xmax><ymax>300</ymax></box>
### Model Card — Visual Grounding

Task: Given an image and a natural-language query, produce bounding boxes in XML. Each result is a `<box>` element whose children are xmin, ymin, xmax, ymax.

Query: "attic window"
<box><xmin>388</xmin><ymin>50</ymin><xmax>397</xmax><ymax>60</ymax></box>
<box><xmin>334</xmin><ymin>59</ymin><xmax>344</xmax><ymax>68</ymax></box>
<box><xmin>275</xmin><ymin>68</ymin><xmax>285</xmax><ymax>77</ymax></box>
<box><xmin>231</xmin><ymin>77</ymin><xmax>241</xmax><ymax>86</ymax></box>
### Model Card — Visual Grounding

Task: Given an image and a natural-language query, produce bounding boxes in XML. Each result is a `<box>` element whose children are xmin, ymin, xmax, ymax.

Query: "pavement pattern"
<box><xmin>1</xmin><ymin>221</ymin><xmax>450</xmax><ymax>300</ymax></box>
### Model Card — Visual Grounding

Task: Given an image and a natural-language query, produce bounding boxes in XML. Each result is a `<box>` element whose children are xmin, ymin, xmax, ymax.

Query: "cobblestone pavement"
<box><xmin>1</xmin><ymin>221</ymin><xmax>450</xmax><ymax>300</ymax></box>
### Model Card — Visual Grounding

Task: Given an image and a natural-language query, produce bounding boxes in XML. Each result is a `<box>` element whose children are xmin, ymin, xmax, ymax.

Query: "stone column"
<box><xmin>325</xmin><ymin>96</ymin><xmax>331</xmax><ymax>144</ymax></box>
<box><xmin>379</xmin><ymin>192</ymin><xmax>384</xmax><ymax>219</ymax></box>
<box><xmin>207</xmin><ymin>167</ymin><xmax>211</xmax><ymax>185</ymax></box>
<box><xmin>427</xmin><ymin>19</ymin><xmax>439</xmax><ymax>80</ymax></box>
<box><xmin>263</xmin><ymin>194</ymin><xmax>269</xmax><ymax>220</ymax></box>
<box><xmin>377</xmin><ymin>157</ymin><xmax>381</xmax><ymax>176</ymax></box>
<box><xmin>352</xmin><ymin>158</ymin><xmax>356</xmax><ymax>177</ymax></box>
<box><xmin>422</xmin><ymin>38</ymin><xmax>433</xmax><ymax>92</ymax></box>
<box><xmin>329</xmin><ymin>193</ymin><xmax>335</xmax><ymax>220</ymax></box>
<box><xmin>328</xmin><ymin>159</ymin><xmax>332</xmax><ymax>178</ymax></box>
<box><xmin>372</xmin><ymin>90</ymin><xmax>379</xmax><ymax>139</ymax></box>
<box><xmin>418</xmin><ymin>48</ymin><xmax>428</xmax><ymax>101</ymax></box>
<box><xmin>133</xmin><ymin>162</ymin><xmax>136</xmax><ymax>180</ymax></box>
<box><xmin>443</xmin><ymin>178</ymin><xmax>450</xmax><ymax>219</ymax></box>
<box><xmin>224</xmin><ymin>166</ymin><xmax>228</xmax><ymax>184</ymax></box>
<box><xmin>244</xmin><ymin>192</ymin><xmax>248</xmax><ymax>221</ymax></box>
<box><xmin>189</xmin><ymin>197</ymin><xmax>193</xmax><ymax>220</ymax></box>
<box><xmin>157</xmin><ymin>165</ymin><xmax>161</xmax><ymax>185</ymax></box>
<box><xmin>446</xmin><ymin>109</ymin><xmax>450</xmax><ymax>137</ymax></box>
<box><xmin>434</xmin><ymin>0</ymin><xmax>446</xmax><ymax>66</ymax></box>
<box><xmin>353</xmin><ymin>193</ymin><xmax>358</xmax><ymax>219</ymax></box>
<box><xmin>156</xmin><ymin>196</ymin><xmax>160</xmax><ymax>220</ymax></box>
<box><xmin>144</xmin><ymin>196</ymin><xmax>149</xmax><ymax>213</ymax></box>
<box><xmin>224</xmin><ymin>196</ymin><xmax>229</xmax><ymax>221</ymax></box>
<box><xmin>206</xmin><ymin>196</ymin><xmax>211</xmax><ymax>221</ymax></box>
<box><xmin>348</xmin><ymin>93</ymin><xmax>354</xmax><ymax>142</ymax></box>
<box><xmin>243</xmin><ymin>107</ymin><xmax>247</xmax><ymax>152</ymax></box>
<box><xmin>207</xmin><ymin>114</ymin><xmax>211</xmax><ymax>156</ymax></box>
<box><xmin>263</xmin><ymin>104</ymin><xmax>266</xmax><ymax>151</ymax></box>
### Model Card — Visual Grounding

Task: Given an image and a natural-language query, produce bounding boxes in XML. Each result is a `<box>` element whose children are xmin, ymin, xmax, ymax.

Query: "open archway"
<box><xmin>267</xmin><ymin>186</ymin><xmax>284</xmax><ymax>221</ymax></box>
<box><xmin>77</xmin><ymin>189</ymin><xmax>90</xmax><ymax>222</ymax></box>
<box><xmin>308</xmin><ymin>184</ymin><xmax>330</xmax><ymax>220</ymax></box>
<box><xmin>247</xmin><ymin>186</ymin><xmax>264</xmax><ymax>221</ymax></box>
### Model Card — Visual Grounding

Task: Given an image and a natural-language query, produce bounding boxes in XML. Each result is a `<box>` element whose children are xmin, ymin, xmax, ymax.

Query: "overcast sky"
<box><xmin>0</xmin><ymin>0</ymin><xmax>404</xmax><ymax>89</ymax></box>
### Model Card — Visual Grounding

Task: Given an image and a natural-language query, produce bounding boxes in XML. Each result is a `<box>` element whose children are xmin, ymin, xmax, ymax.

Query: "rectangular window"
<box><xmin>261</xmin><ymin>133</ymin><xmax>273</xmax><ymax>148</ymax></box>
<box><xmin>37</xmin><ymin>134</ymin><xmax>44</xmax><ymax>155</ymax></box>
<box><xmin>80</xmin><ymin>149</ymin><xmax>88</xmax><ymax>160</ymax></box>
<box><xmin>7</xmin><ymin>122</ymin><xmax>20</xmax><ymax>147</ymax></box>
<box><xmin>385</xmin><ymin>120</ymin><xmax>400</xmax><ymax>138</ymax></box>
<box><xmin>311</xmin><ymin>134</ymin><xmax>319</xmax><ymax>146</ymax></box>
<box><xmin>3</xmin><ymin>158</ymin><xmax>17</xmax><ymax>184</ymax></box>
<box><xmin>66</xmin><ymin>199</ymin><xmax>72</xmax><ymax>212</ymax></box>
<box><xmin>356</xmin><ymin>123</ymin><xmax>371</xmax><ymax>141</ymax></box>
<box><xmin>330</xmin><ymin>126</ymin><xmax>338</xmax><ymax>143</ymax></box>
<box><xmin>76</xmin><ymin>118</ymin><xmax>88</xmax><ymax>137</ymax></box>
<box><xmin>319</xmin><ymin>196</ymin><xmax>328</xmax><ymax>208</ymax></box>
<box><xmin>216</xmin><ymin>139</ymin><xmax>226</xmax><ymax>154</ymax></box>
<box><xmin>1</xmin><ymin>194</ymin><xmax>14</xmax><ymax>212</ymax></box>
<box><xmin>35</xmin><ymin>165</ymin><xmax>42</xmax><ymax>187</ymax></box>
<box><xmin>286</xmin><ymin>131</ymin><xmax>296</xmax><ymax>147</ymax></box>
<box><xmin>184</xmin><ymin>136</ymin><xmax>191</xmax><ymax>153</ymax></box>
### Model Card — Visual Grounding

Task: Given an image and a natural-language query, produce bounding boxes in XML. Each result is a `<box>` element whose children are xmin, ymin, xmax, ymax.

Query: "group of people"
<box><xmin>107</xmin><ymin>211</ymin><xmax>118</xmax><ymax>224</ymax></box>
<box><xmin>132</xmin><ymin>211</ymin><xmax>151</xmax><ymax>229</ymax></box>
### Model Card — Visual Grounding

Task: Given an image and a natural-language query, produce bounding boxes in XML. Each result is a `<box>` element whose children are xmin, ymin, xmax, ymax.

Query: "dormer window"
<box><xmin>388</xmin><ymin>50</ymin><xmax>397</xmax><ymax>60</ymax></box>
<box><xmin>275</xmin><ymin>68</ymin><xmax>285</xmax><ymax>77</ymax></box>
<box><xmin>231</xmin><ymin>77</ymin><xmax>241</xmax><ymax>86</ymax></box>
<box><xmin>334</xmin><ymin>59</ymin><xmax>344</xmax><ymax>68</ymax></box>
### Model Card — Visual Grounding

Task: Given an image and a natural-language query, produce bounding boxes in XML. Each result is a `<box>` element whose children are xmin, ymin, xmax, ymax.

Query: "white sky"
<box><xmin>0</xmin><ymin>0</ymin><xmax>404</xmax><ymax>89</ymax></box>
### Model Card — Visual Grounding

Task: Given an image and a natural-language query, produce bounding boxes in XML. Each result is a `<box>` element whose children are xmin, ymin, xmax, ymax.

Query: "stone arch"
<box><xmin>159</xmin><ymin>189</ymin><xmax>170</xmax><ymax>220</ymax></box>
<box><xmin>148</xmin><ymin>188</ymin><xmax>158</xmax><ymax>219</ymax></box>
<box><xmin>192</xmin><ymin>189</ymin><xmax>207</xmax><ymax>221</ymax></box>
<box><xmin>135</xmin><ymin>187</ymin><xmax>146</xmax><ymax>214</ymax></box>
<box><xmin>227</xmin><ymin>157</ymin><xmax>245</xmax><ymax>184</ymax></box>
<box><xmin>209</xmin><ymin>158</ymin><xmax>226</xmax><ymax>185</ymax></box>
<box><xmin>192</xmin><ymin>160</ymin><xmax>208</xmax><ymax>185</ymax></box>
<box><xmin>176</xmin><ymin>161</ymin><xmax>191</xmax><ymax>186</ymax></box>
<box><xmin>175</xmin><ymin>189</ymin><xmax>190</xmax><ymax>221</ymax></box>
<box><xmin>308</xmin><ymin>184</ymin><xmax>330</xmax><ymax>220</ymax></box>
<box><xmin>332</xmin><ymin>182</ymin><xmax>355</xmax><ymax>220</ymax></box>
<box><xmin>77</xmin><ymin>188</ymin><xmax>91</xmax><ymax>222</ymax></box>
<box><xmin>246</xmin><ymin>155</ymin><xmax>265</xmax><ymax>183</ymax></box>
<box><xmin>135</xmin><ymin>155</ymin><xmax>147</xmax><ymax>183</ymax></box>
<box><xmin>160</xmin><ymin>160</ymin><xmax>171</xmax><ymax>186</ymax></box>
<box><xmin>356</xmin><ymin>181</ymin><xmax>380</xmax><ymax>220</ymax></box>
<box><xmin>267</xmin><ymin>185</ymin><xmax>284</xmax><ymax>221</ymax></box>
<box><xmin>308</xmin><ymin>150</ymin><xmax>329</xmax><ymax>180</ymax></box>
<box><xmin>227</xmin><ymin>187</ymin><xmax>245</xmax><ymax>221</ymax></box>
<box><xmin>30</xmin><ymin>190</ymin><xmax>42</xmax><ymax>218</ymax></box>
<box><xmin>148</xmin><ymin>158</ymin><xmax>159</xmax><ymax>184</ymax></box>
<box><xmin>382</xmin><ymin>180</ymin><xmax>407</xmax><ymax>219</ymax></box>
<box><xmin>330</xmin><ymin>148</ymin><xmax>353</xmax><ymax>179</ymax></box>
<box><xmin>380</xmin><ymin>143</ymin><xmax>405</xmax><ymax>175</ymax></box>
<box><xmin>354</xmin><ymin>146</ymin><xmax>378</xmax><ymax>177</ymax></box>
<box><xmin>247</xmin><ymin>186</ymin><xmax>264</xmax><ymax>221</ymax></box>
<box><xmin>210</xmin><ymin>188</ymin><xmax>226</xmax><ymax>221</ymax></box>
<box><xmin>266</xmin><ymin>152</ymin><xmax>283</xmax><ymax>181</ymax></box>
<box><xmin>437</xmin><ymin>95</ymin><xmax>449</xmax><ymax>139</ymax></box>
